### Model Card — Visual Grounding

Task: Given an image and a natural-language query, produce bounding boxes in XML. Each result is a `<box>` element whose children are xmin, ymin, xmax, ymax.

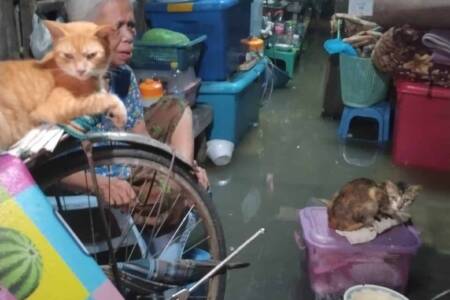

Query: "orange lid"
<box><xmin>242</xmin><ymin>38</ymin><xmax>264</xmax><ymax>52</ymax></box>
<box><xmin>139</xmin><ymin>79</ymin><xmax>164</xmax><ymax>99</ymax></box>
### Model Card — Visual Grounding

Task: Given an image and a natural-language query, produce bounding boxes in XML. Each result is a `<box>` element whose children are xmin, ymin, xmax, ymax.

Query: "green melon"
<box><xmin>0</xmin><ymin>227</ymin><xmax>43</xmax><ymax>300</ymax></box>
<box><xmin>141</xmin><ymin>28</ymin><xmax>190</xmax><ymax>46</ymax></box>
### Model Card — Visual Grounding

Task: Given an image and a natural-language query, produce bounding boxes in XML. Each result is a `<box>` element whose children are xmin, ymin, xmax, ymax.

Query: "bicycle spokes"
<box><xmin>38</xmin><ymin>142</ymin><xmax>224</xmax><ymax>299</ymax></box>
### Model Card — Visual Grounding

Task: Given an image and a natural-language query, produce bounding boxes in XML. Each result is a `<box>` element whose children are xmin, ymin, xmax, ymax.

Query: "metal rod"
<box><xmin>432</xmin><ymin>289</ymin><xmax>450</xmax><ymax>300</ymax></box>
<box><xmin>171</xmin><ymin>228</ymin><xmax>265</xmax><ymax>300</ymax></box>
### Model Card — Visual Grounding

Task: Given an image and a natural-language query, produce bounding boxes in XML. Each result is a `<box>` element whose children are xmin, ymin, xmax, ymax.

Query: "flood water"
<box><xmin>207</xmin><ymin>20</ymin><xmax>450</xmax><ymax>300</ymax></box>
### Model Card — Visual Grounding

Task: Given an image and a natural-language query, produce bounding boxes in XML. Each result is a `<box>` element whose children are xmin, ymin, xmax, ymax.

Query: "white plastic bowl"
<box><xmin>344</xmin><ymin>285</ymin><xmax>409</xmax><ymax>300</ymax></box>
<box><xmin>206</xmin><ymin>139</ymin><xmax>234</xmax><ymax>166</ymax></box>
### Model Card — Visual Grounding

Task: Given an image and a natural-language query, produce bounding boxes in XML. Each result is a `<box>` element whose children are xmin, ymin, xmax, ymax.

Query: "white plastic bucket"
<box><xmin>206</xmin><ymin>139</ymin><xmax>234</xmax><ymax>166</ymax></box>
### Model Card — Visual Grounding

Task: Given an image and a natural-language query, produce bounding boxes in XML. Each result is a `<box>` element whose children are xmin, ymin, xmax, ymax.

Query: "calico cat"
<box><xmin>0</xmin><ymin>21</ymin><xmax>127</xmax><ymax>149</ymax></box>
<box><xmin>327</xmin><ymin>178</ymin><xmax>421</xmax><ymax>231</ymax></box>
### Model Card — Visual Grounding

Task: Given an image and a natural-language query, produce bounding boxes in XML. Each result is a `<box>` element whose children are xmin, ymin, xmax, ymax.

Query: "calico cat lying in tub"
<box><xmin>327</xmin><ymin>178</ymin><xmax>421</xmax><ymax>231</ymax></box>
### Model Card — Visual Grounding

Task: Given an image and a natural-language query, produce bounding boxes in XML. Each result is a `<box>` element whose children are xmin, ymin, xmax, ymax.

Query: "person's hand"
<box><xmin>192</xmin><ymin>160</ymin><xmax>209</xmax><ymax>190</ymax></box>
<box><xmin>96</xmin><ymin>176</ymin><xmax>136</xmax><ymax>208</ymax></box>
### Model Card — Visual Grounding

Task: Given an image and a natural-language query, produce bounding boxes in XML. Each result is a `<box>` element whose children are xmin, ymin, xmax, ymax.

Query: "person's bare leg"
<box><xmin>170</xmin><ymin>106</ymin><xmax>194</xmax><ymax>164</ymax></box>
<box><xmin>170</xmin><ymin>107</ymin><xmax>209</xmax><ymax>189</ymax></box>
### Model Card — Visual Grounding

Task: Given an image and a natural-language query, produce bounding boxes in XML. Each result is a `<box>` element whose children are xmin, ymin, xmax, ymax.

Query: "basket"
<box><xmin>130</xmin><ymin>35</ymin><xmax>206</xmax><ymax>71</ymax></box>
<box><xmin>340</xmin><ymin>54</ymin><xmax>390</xmax><ymax>107</ymax></box>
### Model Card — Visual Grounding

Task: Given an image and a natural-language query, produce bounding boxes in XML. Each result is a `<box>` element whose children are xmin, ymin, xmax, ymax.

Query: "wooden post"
<box><xmin>0</xmin><ymin>0</ymin><xmax>20</xmax><ymax>60</ymax></box>
<box><xmin>19</xmin><ymin>0</ymin><xmax>36</xmax><ymax>58</ymax></box>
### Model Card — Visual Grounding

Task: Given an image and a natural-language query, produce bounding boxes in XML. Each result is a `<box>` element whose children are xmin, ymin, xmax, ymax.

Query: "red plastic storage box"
<box><xmin>393</xmin><ymin>80</ymin><xmax>450</xmax><ymax>171</ymax></box>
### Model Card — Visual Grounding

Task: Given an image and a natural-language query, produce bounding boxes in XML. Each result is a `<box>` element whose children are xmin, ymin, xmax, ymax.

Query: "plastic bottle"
<box><xmin>168</xmin><ymin>62</ymin><xmax>183</xmax><ymax>97</ymax></box>
<box><xmin>285</xmin><ymin>21</ymin><xmax>294</xmax><ymax>45</ymax></box>
<box><xmin>292</xmin><ymin>34</ymin><xmax>300</xmax><ymax>47</ymax></box>
<box><xmin>139</xmin><ymin>79</ymin><xmax>164</xmax><ymax>107</ymax></box>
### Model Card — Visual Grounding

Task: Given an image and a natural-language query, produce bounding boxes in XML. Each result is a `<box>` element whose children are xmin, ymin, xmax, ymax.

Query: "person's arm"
<box><xmin>124</xmin><ymin>67</ymin><xmax>146</xmax><ymax>133</ymax></box>
<box><xmin>61</xmin><ymin>172</ymin><xmax>136</xmax><ymax>207</ymax></box>
<box><xmin>131</xmin><ymin>119</ymin><xmax>148</xmax><ymax>135</ymax></box>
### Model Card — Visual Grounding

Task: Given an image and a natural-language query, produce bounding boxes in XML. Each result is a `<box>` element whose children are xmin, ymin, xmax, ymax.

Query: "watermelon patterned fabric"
<box><xmin>0</xmin><ymin>154</ymin><xmax>123</xmax><ymax>300</ymax></box>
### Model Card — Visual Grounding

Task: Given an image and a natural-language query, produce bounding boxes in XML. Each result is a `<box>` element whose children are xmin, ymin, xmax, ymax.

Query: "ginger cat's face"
<box><xmin>43</xmin><ymin>21</ymin><xmax>118</xmax><ymax>81</ymax></box>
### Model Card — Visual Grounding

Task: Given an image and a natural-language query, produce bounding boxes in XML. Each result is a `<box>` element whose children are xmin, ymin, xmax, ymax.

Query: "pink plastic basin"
<box><xmin>297</xmin><ymin>207</ymin><xmax>421</xmax><ymax>297</ymax></box>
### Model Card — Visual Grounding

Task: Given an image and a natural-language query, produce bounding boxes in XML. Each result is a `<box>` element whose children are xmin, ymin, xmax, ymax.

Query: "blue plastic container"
<box><xmin>145</xmin><ymin>0</ymin><xmax>251</xmax><ymax>81</ymax></box>
<box><xmin>197</xmin><ymin>59</ymin><xmax>267</xmax><ymax>143</ymax></box>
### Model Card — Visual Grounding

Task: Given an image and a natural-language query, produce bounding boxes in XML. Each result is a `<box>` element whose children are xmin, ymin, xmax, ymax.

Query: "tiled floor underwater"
<box><xmin>206</xmin><ymin>20</ymin><xmax>450</xmax><ymax>300</ymax></box>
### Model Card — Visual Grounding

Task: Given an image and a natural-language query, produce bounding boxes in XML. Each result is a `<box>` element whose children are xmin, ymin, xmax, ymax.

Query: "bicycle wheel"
<box><xmin>29</xmin><ymin>139</ymin><xmax>226</xmax><ymax>300</ymax></box>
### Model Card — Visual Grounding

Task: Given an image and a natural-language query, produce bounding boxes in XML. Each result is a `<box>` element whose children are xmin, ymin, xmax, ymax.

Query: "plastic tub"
<box><xmin>340</xmin><ymin>54</ymin><xmax>390</xmax><ymax>107</ymax></box>
<box><xmin>393</xmin><ymin>80</ymin><xmax>450</xmax><ymax>171</ymax></box>
<box><xmin>131</xmin><ymin>35</ymin><xmax>206</xmax><ymax>71</ymax></box>
<box><xmin>167</xmin><ymin>77</ymin><xmax>201</xmax><ymax>106</ymax></box>
<box><xmin>134</xmin><ymin>67</ymin><xmax>201</xmax><ymax>106</ymax></box>
<box><xmin>344</xmin><ymin>284</ymin><xmax>409</xmax><ymax>300</ymax></box>
<box><xmin>145</xmin><ymin>0</ymin><xmax>251</xmax><ymax>80</ymax></box>
<box><xmin>197</xmin><ymin>58</ymin><xmax>267</xmax><ymax>144</ymax></box>
<box><xmin>297</xmin><ymin>207</ymin><xmax>421</xmax><ymax>298</ymax></box>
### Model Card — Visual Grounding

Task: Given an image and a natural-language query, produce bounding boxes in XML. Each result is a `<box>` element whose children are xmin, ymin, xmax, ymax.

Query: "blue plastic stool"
<box><xmin>338</xmin><ymin>101</ymin><xmax>391</xmax><ymax>145</ymax></box>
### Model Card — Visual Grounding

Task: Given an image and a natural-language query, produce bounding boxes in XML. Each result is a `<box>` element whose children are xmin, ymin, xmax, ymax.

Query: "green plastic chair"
<box><xmin>265</xmin><ymin>47</ymin><xmax>299</xmax><ymax>78</ymax></box>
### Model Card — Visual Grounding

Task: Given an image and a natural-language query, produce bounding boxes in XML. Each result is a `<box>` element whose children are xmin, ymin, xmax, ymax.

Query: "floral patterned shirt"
<box><xmin>93</xmin><ymin>64</ymin><xmax>144</xmax><ymax>177</ymax></box>
<box><xmin>95</xmin><ymin>64</ymin><xmax>144</xmax><ymax>132</ymax></box>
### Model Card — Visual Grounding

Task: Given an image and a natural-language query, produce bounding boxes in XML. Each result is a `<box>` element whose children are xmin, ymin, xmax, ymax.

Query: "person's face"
<box><xmin>95</xmin><ymin>0</ymin><xmax>136</xmax><ymax>66</ymax></box>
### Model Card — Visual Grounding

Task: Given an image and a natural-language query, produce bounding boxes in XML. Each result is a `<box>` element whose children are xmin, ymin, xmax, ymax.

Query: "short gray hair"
<box><xmin>65</xmin><ymin>0</ymin><xmax>135</xmax><ymax>21</ymax></box>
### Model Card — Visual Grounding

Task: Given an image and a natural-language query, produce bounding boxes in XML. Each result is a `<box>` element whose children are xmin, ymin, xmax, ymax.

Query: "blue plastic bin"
<box><xmin>145</xmin><ymin>0</ymin><xmax>251</xmax><ymax>81</ymax></box>
<box><xmin>197</xmin><ymin>59</ymin><xmax>267</xmax><ymax>144</ymax></box>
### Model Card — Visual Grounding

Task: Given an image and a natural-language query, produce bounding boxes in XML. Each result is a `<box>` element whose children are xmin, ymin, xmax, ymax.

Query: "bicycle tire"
<box><xmin>29</xmin><ymin>141</ymin><xmax>226</xmax><ymax>300</ymax></box>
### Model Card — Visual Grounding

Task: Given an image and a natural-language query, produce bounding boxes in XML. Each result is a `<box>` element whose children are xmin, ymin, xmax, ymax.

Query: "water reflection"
<box><xmin>241</xmin><ymin>188</ymin><xmax>262</xmax><ymax>223</ymax></box>
<box><xmin>339</xmin><ymin>140</ymin><xmax>381</xmax><ymax>168</ymax></box>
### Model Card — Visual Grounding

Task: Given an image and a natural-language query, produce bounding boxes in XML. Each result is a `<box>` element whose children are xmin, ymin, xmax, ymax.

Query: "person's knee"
<box><xmin>179</xmin><ymin>105</ymin><xmax>193</xmax><ymax>127</ymax></box>
<box><xmin>183</xmin><ymin>105</ymin><xmax>193</xmax><ymax>119</ymax></box>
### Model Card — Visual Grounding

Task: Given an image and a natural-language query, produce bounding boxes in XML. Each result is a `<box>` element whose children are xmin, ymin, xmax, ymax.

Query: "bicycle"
<box><xmin>23</xmin><ymin>131</ymin><xmax>227</xmax><ymax>299</ymax></box>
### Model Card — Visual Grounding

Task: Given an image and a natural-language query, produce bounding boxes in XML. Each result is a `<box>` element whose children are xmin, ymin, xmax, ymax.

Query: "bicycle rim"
<box><xmin>31</xmin><ymin>144</ymin><xmax>226</xmax><ymax>300</ymax></box>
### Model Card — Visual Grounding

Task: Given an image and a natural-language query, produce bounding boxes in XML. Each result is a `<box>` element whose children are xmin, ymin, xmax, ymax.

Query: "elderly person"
<box><xmin>62</xmin><ymin>0</ymin><xmax>209</xmax><ymax>206</ymax></box>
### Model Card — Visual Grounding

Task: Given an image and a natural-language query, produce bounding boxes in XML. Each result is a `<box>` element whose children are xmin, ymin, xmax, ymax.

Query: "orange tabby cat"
<box><xmin>0</xmin><ymin>21</ymin><xmax>127</xmax><ymax>149</ymax></box>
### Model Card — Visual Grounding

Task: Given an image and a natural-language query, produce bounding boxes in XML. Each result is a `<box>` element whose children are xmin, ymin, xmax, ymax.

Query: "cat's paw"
<box><xmin>30</xmin><ymin>109</ymin><xmax>57</xmax><ymax>124</ymax></box>
<box><xmin>105</xmin><ymin>94</ymin><xmax>127</xmax><ymax>129</ymax></box>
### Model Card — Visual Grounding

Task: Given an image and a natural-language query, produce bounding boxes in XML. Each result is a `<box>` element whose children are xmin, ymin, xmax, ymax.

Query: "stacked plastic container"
<box><xmin>393</xmin><ymin>80</ymin><xmax>450</xmax><ymax>171</ymax></box>
<box><xmin>197</xmin><ymin>60</ymin><xmax>266</xmax><ymax>143</ymax></box>
<box><xmin>146</xmin><ymin>0</ymin><xmax>267</xmax><ymax>165</ymax></box>
<box><xmin>145</xmin><ymin>0</ymin><xmax>252</xmax><ymax>81</ymax></box>
<box><xmin>296</xmin><ymin>207</ymin><xmax>421</xmax><ymax>299</ymax></box>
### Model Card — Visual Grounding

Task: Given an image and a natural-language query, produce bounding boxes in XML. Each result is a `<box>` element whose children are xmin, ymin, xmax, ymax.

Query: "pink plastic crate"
<box><xmin>393</xmin><ymin>80</ymin><xmax>450</xmax><ymax>171</ymax></box>
<box><xmin>297</xmin><ymin>207</ymin><xmax>420</xmax><ymax>298</ymax></box>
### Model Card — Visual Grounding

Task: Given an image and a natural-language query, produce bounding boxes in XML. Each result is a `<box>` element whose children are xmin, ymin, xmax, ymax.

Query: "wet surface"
<box><xmin>207</xmin><ymin>20</ymin><xmax>450</xmax><ymax>300</ymax></box>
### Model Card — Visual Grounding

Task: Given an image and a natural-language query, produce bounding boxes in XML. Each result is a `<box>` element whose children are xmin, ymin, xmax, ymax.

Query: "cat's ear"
<box><xmin>95</xmin><ymin>25</ymin><xmax>120</xmax><ymax>50</ymax></box>
<box><xmin>384</xmin><ymin>180</ymin><xmax>400</xmax><ymax>195</ymax></box>
<box><xmin>368</xmin><ymin>186</ymin><xmax>384</xmax><ymax>202</ymax></box>
<box><xmin>44</xmin><ymin>21</ymin><xmax>68</xmax><ymax>41</ymax></box>
<box><xmin>406</xmin><ymin>185</ymin><xmax>422</xmax><ymax>197</ymax></box>
<box><xmin>36</xmin><ymin>51</ymin><xmax>55</xmax><ymax>65</ymax></box>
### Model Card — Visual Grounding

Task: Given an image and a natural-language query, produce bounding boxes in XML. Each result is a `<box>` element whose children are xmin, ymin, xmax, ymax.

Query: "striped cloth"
<box><xmin>6</xmin><ymin>116</ymin><xmax>100</xmax><ymax>158</ymax></box>
<box><xmin>58</xmin><ymin>115</ymin><xmax>101</xmax><ymax>140</ymax></box>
